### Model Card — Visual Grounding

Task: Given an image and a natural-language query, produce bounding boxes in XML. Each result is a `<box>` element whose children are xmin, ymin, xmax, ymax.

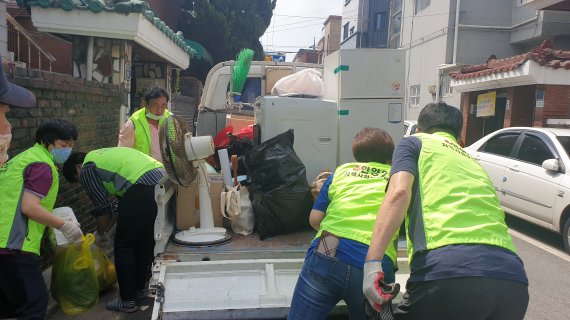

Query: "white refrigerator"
<box><xmin>324</xmin><ymin>49</ymin><xmax>406</xmax><ymax>164</ymax></box>
<box><xmin>254</xmin><ymin>96</ymin><xmax>339</xmax><ymax>182</ymax></box>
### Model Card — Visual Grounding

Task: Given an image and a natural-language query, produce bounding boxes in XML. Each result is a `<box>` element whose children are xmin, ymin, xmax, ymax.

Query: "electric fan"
<box><xmin>160</xmin><ymin>115</ymin><xmax>231</xmax><ymax>245</ymax></box>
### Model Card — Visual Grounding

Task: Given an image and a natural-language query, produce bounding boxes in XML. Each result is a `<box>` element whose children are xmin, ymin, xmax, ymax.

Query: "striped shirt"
<box><xmin>79</xmin><ymin>164</ymin><xmax>166</xmax><ymax>216</ymax></box>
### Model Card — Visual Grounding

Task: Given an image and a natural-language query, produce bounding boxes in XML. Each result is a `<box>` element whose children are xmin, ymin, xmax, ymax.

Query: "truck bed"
<box><xmin>152</xmin><ymin>181</ymin><xmax>409</xmax><ymax>320</ymax></box>
<box><xmin>160</xmin><ymin>230</ymin><xmax>316</xmax><ymax>262</ymax></box>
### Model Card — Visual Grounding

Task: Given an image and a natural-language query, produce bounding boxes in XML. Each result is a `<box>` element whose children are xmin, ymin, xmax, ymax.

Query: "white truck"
<box><xmin>150</xmin><ymin>50</ymin><xmax>409</xmax><ymax>319</ymax></box>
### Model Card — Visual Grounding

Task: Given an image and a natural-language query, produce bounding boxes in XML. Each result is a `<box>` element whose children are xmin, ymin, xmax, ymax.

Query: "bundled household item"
<box><xmin>221</xmin><ymin>155</ymin><xmax>254</xmax><ymax>235</ymax></box>
<box><xmin>91</xmin><ymin>245</ymin><xmax>117</xmax><ymax>292</ymax></box>
<box><xmin>271</xmin><ymin>68</ymin><xmax>324</xmax><ymax>97</ymax></box>
<box><xmin>208</xmin><ymin>125</ymin><xmax>253</xmax><ymax>172</ymax></box>
<box><xmin>310</xmin><ymin>171</ymin><xmax>332</xmax><ymax>200</ymax></box>
<box><xmin>51</xmin><ymin>234</ymin><xmax>99</xmax><ymax>315</ymax></box>
<box><xmin>244</xmin><ymin>129</ymin><xmax>313</xmax><ymax>240</ymax></box>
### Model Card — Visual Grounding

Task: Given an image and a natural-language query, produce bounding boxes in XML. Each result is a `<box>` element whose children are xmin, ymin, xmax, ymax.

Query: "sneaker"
<box><xmin>106</xmin><ymin>297</ymin><xmax>138</xmax><ymax>313</ymax></box>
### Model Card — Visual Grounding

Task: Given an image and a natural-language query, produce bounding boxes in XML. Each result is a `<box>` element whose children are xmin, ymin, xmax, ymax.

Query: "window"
<box><xmin>389</xmin><ymin>8</ymin><xmax>402</xmax><ymax>48</ymax></box>
<box><xmin>410</xmin><ymin>85</ymin><xmax>420</xmax><ymax>107</ymax></box>
<box><xmin>393</xmin><ymin>0</ymin><xmax>402</xmax><ymax>12</ymax></box>
<box><xmin>516</xmin><ymin>135</ymin><xmax>554</xmax><ymax>166</ymax></box>
<box><xmin>389</xmin><ymin>35</ymin><xmax>400</xmax><ymax>48</ymax></box>
<box><xmin>343</xmin><ymin>23</ymin><xmax>349</xmax><ymax>40</ymax></box>
<box><xmin>414</xmin><ymin>0</ymin><xmax>431</xmax><ymax>14</ymax></box>
<box><xmin>350</xmin><ymin>26</ymin><xmax>355</xmax><ymax>35</ymax></box>
<box><xmin>392</xmin><ymin>12</ymin><xmax>402</xmax><ymax>34</ymax></box>
<box><xmin>375</xmin><ymin>12</ymin><xmax>387</xmax><ymax>30</ymax></box>
<box><xmin>480</xmin><ymin>133</ymin><xmax>520</xmax><ymax>157</ymax></box>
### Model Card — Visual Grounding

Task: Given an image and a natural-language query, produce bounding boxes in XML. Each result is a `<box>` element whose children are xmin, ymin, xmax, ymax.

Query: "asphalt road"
<box><xmin>505</xmin><ymin>215</ymin><xmax>570</xmax><ymax>320</ymax></box>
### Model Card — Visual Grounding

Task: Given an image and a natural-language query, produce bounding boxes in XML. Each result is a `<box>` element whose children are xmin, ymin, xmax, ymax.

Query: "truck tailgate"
<box><xmin>151</xmin><ymin>258</ymin><xmax>304</xmax><ymax>320</ymax></box>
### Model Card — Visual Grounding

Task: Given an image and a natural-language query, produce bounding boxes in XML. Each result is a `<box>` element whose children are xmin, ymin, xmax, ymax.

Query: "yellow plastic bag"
<box><xmin>92</xmin><ymin>244</ymin><xmax>117</xmax><ymax>292</ymax></box>
<box><xmin>51</xmin><ymin>234</ymin><xmax>99</xmax><ymax>315</ymax></box>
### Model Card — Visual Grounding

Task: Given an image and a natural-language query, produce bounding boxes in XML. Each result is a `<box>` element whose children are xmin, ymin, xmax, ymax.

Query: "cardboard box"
<box><xmin>176</xmin><ymin>174</ymin><xmax>225</xmax><ymax>230</ymax></box>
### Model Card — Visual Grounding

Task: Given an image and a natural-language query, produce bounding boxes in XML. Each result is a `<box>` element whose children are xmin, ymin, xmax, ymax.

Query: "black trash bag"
<box><xmin>244</xmin><ymin>129</ymin><xmax>313</xmax><ymax>239</ymax></box>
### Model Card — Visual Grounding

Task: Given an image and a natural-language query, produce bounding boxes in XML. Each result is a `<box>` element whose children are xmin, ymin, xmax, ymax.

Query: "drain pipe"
<box><xmin>452</xmin><ymin>0</ymin><xmax>461</xmax><ymax>65</ymax></box>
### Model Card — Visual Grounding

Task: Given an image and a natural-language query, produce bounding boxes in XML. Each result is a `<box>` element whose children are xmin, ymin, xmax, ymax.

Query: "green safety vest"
<box><xmin>318</xmin><ymin>162</ymin><xmax>399</xmax><ymax>265</ymax></box>
<box><xmin>406</xmin><ymin>132</ymin><xmax>516</xmax><ymax>263</ymax></box>
<box><xmin>0</xmin><ymin>144</ymin><xmax>59</xmax><ymax>254</ymax></box>
<box><xmin>129</xmin><ymin>108</ymin><xmax>171</xmax><ymax>156</ymax></box>
<box><xmin>83</xmin><ymin>147</ymin><xmax>164</xmax><ymax>197</ymax></box>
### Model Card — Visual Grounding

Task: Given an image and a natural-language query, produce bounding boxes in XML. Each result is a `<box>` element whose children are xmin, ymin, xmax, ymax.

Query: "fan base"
<box><xmin>173</xmin><ymin>227</ymin><xmax>231</xmax><ymax>246</ymax></box>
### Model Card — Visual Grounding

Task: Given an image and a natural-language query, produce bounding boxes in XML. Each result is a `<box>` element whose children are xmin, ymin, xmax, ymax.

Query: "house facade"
<box><xmin>317</xmin><ymin>15</ymin><xmax>342</xmax><ymax>63</ymax></box>
<box><xmin>390</xmin><ymin>0</ymin><xmax>570</xmax><ymax>121</ymax></box>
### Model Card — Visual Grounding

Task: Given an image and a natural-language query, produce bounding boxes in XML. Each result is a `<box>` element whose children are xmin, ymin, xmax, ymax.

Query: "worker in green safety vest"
<box><xmin>118</xmin><ymin>87</ymin><xmax>171</xmax><ymax>162</ymax></box>
<box><xmin>363</xmin><ymin>103</ymin><xmax>529</xmax><ymax>319</ymax></box>
<box><xmin>0</xmin><ymin>119</ymin><xmax>82</xmax><ymax>319</ymax></box>
<box><xmin>289</xmin><ymin>127</ymin><xmax>399</xmax><ymax>320</ymax></box>
<box><xmin>63</xmin><ymin>147</ymin><xmax>165</xmax><ymax>313</ymax></box>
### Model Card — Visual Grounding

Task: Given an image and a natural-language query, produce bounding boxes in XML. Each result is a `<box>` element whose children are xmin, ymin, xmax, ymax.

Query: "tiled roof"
<box><xmin>451</xmin><ymin>41</ymin><xmax>570</xmax><ymax>80</ymax></box>
<box><xmin>16</xmin><ymin>0</ymin><xmax>195</xmax><ymax>55</ymax></box>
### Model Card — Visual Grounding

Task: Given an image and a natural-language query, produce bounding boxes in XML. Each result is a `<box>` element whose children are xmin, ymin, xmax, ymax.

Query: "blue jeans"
<box><xmin>288</xmin><ymin>250</ymin><xmax>395</xmax><ymax>320</ymax></box>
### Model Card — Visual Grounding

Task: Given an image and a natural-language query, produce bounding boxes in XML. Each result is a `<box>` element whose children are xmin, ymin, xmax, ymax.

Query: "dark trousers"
<box><xmin>0</xmin><ymin>254</ymin><xmax>48</xmax><ymax>320</ymax></box>
<box><xmin>115</xmin><ymin>184</ymin><xmax>158</xmax><ymax>301</ymax></box>
<box><xmin>394</xmin><ymin>277</ymin><xmax>529</xmax><ymax>320</ymax></box>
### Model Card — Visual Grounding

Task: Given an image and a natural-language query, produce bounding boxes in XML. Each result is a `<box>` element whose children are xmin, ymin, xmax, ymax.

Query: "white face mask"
<box><xmin>146</xmin><ymin>111</ymin><xmax>164</xmax><ymax>121</ymax></box>
<box><xmin>0</xmin><ymin>133</ymin><xmax>12</xmax><ymax>165</ymax></box>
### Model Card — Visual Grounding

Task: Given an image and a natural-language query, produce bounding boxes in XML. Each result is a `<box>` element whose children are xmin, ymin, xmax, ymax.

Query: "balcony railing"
<box><xmin>6</xmin><ymin>13</ymin><xmax>56</xmax><ymax>71</ymax></box>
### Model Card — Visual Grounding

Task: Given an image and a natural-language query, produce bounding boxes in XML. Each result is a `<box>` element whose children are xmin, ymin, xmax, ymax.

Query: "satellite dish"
<box><xmin>159</xmin><ymin>115</ymin><xmax>231</xmax><ymax>246</ymax></box>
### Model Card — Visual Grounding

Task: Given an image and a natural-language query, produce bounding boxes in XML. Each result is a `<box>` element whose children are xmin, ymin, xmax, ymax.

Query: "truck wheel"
<box><xmin>564</xmin><ymin>218</ymin><xmax>570</xmax><ymax>254</ymax></box>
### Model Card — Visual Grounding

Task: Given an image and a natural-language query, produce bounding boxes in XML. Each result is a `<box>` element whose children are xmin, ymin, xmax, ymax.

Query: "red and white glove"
<box><xmin>363</xmin><ymin>260</ymin><xmax>398</xmax><ymax>311</ymax></box>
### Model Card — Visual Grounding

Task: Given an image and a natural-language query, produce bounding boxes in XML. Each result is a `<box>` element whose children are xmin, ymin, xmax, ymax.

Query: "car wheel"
<box><xmin>564</xmin><ymin>218</ymin><xmax>570</xmax><ymax>254</ymax></box>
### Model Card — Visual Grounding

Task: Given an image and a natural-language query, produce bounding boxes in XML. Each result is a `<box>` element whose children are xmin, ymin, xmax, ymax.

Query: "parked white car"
<box><xmin>464</xmin><ymin>127</ymin><xmax>570</xmax><ymax>253</ymax></box>
<box><xmin>404</xmin><ymin>120</ymin><xmax>417</xmax><ymax>137</ymax></box>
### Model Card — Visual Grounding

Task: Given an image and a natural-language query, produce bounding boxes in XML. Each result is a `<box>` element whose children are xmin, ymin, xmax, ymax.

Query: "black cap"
<box><xmin>0</xmin><ymin>61</ymin><xmax>36</xmax><ymax>108</ymax></box>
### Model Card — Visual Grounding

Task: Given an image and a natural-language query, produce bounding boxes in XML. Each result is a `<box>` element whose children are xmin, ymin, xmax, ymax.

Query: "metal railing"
<box><xmin>6</xmin><ymin>13</ymin><xmax>56</xmax><ymax>71</ymax></box>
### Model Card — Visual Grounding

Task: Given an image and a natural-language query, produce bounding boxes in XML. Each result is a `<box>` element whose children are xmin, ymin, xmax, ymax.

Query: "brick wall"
<box><xmin>540</xmin><ymin>85</ymin><xmax>570</xmax><ymax>127</ymax></box>
<box><xmin>6</xmin><ymin>66</ymin><xmax>121</xmax><ymax>268</ymax></box>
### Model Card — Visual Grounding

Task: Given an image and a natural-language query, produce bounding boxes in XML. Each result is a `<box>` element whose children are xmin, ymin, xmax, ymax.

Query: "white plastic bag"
<box><xmin>221</xmin><ymin>184</ymin><xmax>254</xmax><ymax>235</ymax></box>
<box><xmin>271</xmin><ymin>68</ymin><xmax>324</xmax><ymax>97</ymax></box>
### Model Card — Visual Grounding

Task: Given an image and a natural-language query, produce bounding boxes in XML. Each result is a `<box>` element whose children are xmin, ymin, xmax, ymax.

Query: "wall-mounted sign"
<box><xmin>476</xmin><ymin>91</ymin><xmax>496</xmax><ymax>117</ymax></box>
<box><xmin>124</xmin><ymin>61</ymin><xmax>132</xmax><ymax>81</ymax></box>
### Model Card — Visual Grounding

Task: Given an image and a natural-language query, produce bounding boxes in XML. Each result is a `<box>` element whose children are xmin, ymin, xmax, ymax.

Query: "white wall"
<box><xmin>341</xmin><ymin>0</ymin><xmax>360</xmax><ymax>46</ymax></box>
<box><xmin>400</xmin><ymin>0</ymin><xmax>453</xmax><ymax>120</ymax></box>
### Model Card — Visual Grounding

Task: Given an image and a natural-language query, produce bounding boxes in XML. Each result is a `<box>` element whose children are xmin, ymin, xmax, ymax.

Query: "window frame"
<box><xmin>512</xmin><ymin>132</ymin><xmax>560</xmax><ymax>167</ymax></box>
<box><xmin>479</xmin><ymin>132</ymin><xmax>522</xmax><ymax>158</ymax></box>
<box><xmin>410</xmin><ymin>85</ymin><xmax>421</xmax><ymax>108</ymax></box>
<box><xmin>343</xmin><ymin>22</ymin><xmax>350</xmax><ymax>40</ymax></box>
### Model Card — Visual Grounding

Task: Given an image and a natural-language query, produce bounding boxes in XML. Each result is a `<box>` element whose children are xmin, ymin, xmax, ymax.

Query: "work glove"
<box><xmin>58</xmin><ymin>221</ymin><xmax>83</xmax><ymax>243</ymax></box>
<box><xmin>363</xmin><ymin>260</ymin><xmax>400</xmax><ymax>312</ymax></box>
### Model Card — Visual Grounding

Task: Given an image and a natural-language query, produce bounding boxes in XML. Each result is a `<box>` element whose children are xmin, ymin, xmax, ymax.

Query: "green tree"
<box><xmin>179</xmin><ymin>0</ymin><xmax>276</xmax><ymax>81</ymax></box>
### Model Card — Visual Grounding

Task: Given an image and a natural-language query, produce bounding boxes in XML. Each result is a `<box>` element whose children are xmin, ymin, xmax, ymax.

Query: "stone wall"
<box><xmin>6</xmin><ymin>66</ymin><xmax>121</xmax><ymax>267</ymax></box>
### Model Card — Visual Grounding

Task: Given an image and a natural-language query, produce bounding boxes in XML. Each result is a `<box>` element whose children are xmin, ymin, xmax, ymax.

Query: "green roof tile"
<box><xmin>18</xmin><ymin>0</ymin><xmax>193</xmax><ymax>55</ymax></box>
